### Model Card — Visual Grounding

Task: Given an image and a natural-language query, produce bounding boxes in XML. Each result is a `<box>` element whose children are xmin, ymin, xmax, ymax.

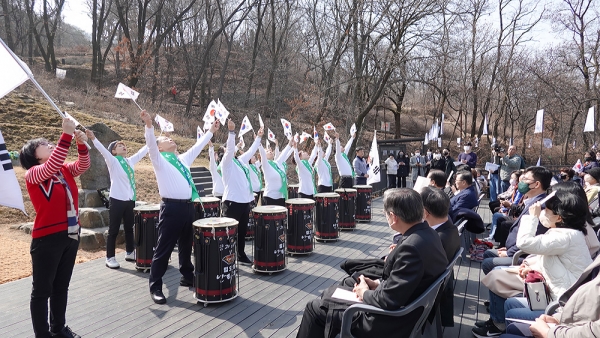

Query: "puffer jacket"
<box><xmin>517</xmin><ymin>215</ymin><xmax>592</xmax><ymax>300</ymax></box>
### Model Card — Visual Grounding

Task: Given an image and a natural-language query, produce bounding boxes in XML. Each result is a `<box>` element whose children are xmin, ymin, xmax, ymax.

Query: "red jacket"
<box><xmin>25</xmin><ymin>133</ymin><xmax>90</xmax><ymax>238</ymax></box>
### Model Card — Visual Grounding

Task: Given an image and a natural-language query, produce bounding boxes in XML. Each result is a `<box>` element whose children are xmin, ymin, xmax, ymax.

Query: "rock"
<box><xmin>79</xmin><ymin>228</ymin><xmax>102</xmax><ymax>251</ymax></box>
<box><xmin>80</xmin><ymin>123</ymin><xmax>121</xmax><ymax>190</ymax></box>
<box><xmin>79</xmin><ymin>208</ymin><xmax>106</xmax><ymax>229</ymax></box>
<box><xmin>97</xmin><ymin>207</ymin><xmax>110</xmax><ymax>226</ymax></box>
<box><xmin>103</xmin><ymin>226</ymin><xmax>125</xmax><ymax>245</ymax></box>
<box><xmin>9</xmin><ymin>224</ymin><xmax>21</xmax><ymax>230</ymax></box>
<box><xmin>78</xmin><ymin>189</ymin><xmax>85</xmax><ymax>208</ymax></box>
<box><xmin>22</xmin><ymin>99</ymin><xmax>35</xmax><ymax>104</ymax></box>
<box><xmin>21</xmin><ymin>223</ymin><xmax>33</xmax><ymax>234</ymax></box>
<box><xmin>65</xmin><ymin>101</ymin><xmax>75</xmax><ymax>106</ymax></box>
<box><xmin>83</xmin><ymin>189</ymin><xmax>104</xmax><ymax>208</ymax></box>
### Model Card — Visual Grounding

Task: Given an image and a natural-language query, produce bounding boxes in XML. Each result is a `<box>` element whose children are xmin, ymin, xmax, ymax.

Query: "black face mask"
<box><xmin>586</xmin><ymin>157</ymin><xmax>594</xmax><ymax>162</ymax></box>
<box><xmin>560</xmin><ymin>174</ymin><xmax>567</xmax><ymax>179</ymax></box>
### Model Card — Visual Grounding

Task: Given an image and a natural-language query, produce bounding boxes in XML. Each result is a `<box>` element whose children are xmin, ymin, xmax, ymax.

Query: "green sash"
<box><xmin>341</xmin><ymin>152</ymin><xmax>356</xmax><ymax>178</ymax></box>
<box><xmin>115</xmin><ymin>156</ymin><xmax>136</xmax><ymax>201</ymax></box>
<box><xmin>250</xmin><ymin>163</ymin><xmax>263</xmax><ymax>191</ymax></box>
<box><xmin>233</xmin><ymin>158</ymin><xmax>253</xmax><ymax>194</ymax></box>
<box><xmin>300</xmin><ymin>159</ymin><xmax>317</xmax><ymax>195</ymax></box>
<box><xmin>269</xmin><ymin>160</ymin><xmax>288</xmax><ymax>199</ymax></box>
<box><xmin>160</xmin><ymin>152</ymin><xmax>199</xmax><ymax>201</ymax></box>
<box><xmin>217</xmin><ymin>163</ymin><xmax>222</xmax><ymax>177</ymax></box>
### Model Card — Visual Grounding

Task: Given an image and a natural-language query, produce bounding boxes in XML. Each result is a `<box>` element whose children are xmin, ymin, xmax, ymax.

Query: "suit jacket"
<box><xmin>505</xmin><ymin>193</ymin><xmax>548</xmax><ymax>257</ymax></box>
<box><xmin>410</xmin><ymin>155</ymin><xmax>425</xmax><ymax>180</ymax></box>
<box><xmin>548</xmin><ymin>255</ymin><xmax>600</xmax><ymax>338</ymax></box>
<box><xmin>449</xmin><ymin>185</ymin><xmax>479</xmax><ymax>220</ymax></box>
<box><xmin>433</xmin><ymin>219</ymin><xmax>461</xmax><ymax>327</ymax></box>
<box><xmin>353</xmin><ymin>222</ymin><xmax>448</xmax><ymax>338</ymax></box>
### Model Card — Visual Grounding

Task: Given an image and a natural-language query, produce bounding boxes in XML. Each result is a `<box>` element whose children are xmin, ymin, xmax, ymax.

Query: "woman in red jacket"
<box><xmin>19</xmin><ymin>118</ymin><xmax>90</xmax><ymax>338</ymax></box>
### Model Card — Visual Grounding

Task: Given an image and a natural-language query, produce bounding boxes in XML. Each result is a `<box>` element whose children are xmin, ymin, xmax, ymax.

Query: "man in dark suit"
<box><xmin>296</xmin><ymin>189</ymin><xmax>448</xmax><ymax>338</ymax></box>
<box><xmin>481</xmin><ymin>166</ymin><xmax>552</xmax><ymax>274</ymax></box>
<box><xmin>448</xmin><ymin>170</ymin><xmax>479</xmax><ymax>221</ymax></box>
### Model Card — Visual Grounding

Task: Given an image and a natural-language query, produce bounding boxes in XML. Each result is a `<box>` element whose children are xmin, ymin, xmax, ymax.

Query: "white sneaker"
<box><xmin>106</xmin><ymin>257</ymin><xmax>120</xmax><ymax>269</ymax></box>
<box><xmin>125</xmin><ymin>251</ymin><xmax>135</xmax><ymax>262</ymax></box>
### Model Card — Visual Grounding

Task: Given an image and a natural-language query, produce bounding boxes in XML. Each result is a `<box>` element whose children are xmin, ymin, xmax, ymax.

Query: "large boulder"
<box><xmin>80</xmin><ymin>123</ymin><xmax>121</xmax><ymax>190</ymax></box>
<box><xmin>79</xmin><ymin>207</ymin><xmax>106</xmax><ymax>228</ymax></box>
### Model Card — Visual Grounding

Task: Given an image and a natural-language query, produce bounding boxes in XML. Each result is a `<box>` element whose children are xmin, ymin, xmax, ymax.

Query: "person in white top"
<box><xmin>207</xmin><ymin>141</ymin><xmax>224</xmax><ymax>198</ymax></box>
<box><xmin>86</xmin><ymin>131</ymin><xmax>148</xmax><ymax>269</ymax></box>
<box><xmin>315</xmin><ymin>139</ymin><xmax>333</xmax><ymax>193</ymax></box>
<box><xmin>248</xmin><ymin>155</ymin><xmax>262</xmax><ymax>200</ymax></box>
<box><xmin>259</xmin><ymin>138</ymin><xmax>295</xmax><ymax>206</ymax></box>
<box><xmin>140</xmin><ymin>110</ymin><xmax>218</xmax><ymax>305</ymax></box>
<box><xmin>384</xmin><ymin>154</ymin><xmax>398</xmax><ymax>188</ymax></box>
<box><xmin>221</xmin><ymin>119</ymin><xmax>263</xmax><ymax>265</ymax></box>
<box><xmin>334</xmin><ymin>130</ymin><xmax>355</xmax><ymax>188</ymax></box>
<box><xmin>293</xmin><ymin>143</ymin><xmax>318</xmax><ymax>199</ymax></box>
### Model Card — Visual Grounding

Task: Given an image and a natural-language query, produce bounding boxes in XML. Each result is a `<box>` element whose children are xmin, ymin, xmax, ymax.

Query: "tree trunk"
<box><xmin>1</xmin><ymin>0</ymin><xmax>14</xmax><ymax>50</ymax></box>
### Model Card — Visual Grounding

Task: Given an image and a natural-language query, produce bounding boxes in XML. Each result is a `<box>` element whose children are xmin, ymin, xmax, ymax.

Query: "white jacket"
<box><xmin>517</xmin><ymin>215</ymin><xmax>593</xmax><ymax>299</ymax></box>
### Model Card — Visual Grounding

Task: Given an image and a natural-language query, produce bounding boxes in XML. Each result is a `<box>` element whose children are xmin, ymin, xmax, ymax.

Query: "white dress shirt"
<box><xmin>334</xmin><ymin>136</ymin><xmax>355</xmax><ymax>176</ymax></box>
<box><xmin>222</xmin><ymin>132</ymin><xmax>261</xmax><ymax>203</ymax></box>
<box><xmin>295</xmin><ymin>146</ymin><xmax>318</xmax><ymax>195</ymax></box>
<box><xmin>93</xmin><ymin>138</ymin><xmax>148</xmax><ymax>201</ymax></box>
<box><xmin>208</xmin><ymin>146</ymin><xmax>224</xmax><ymax>197</ymax></box>
<box><xmin>316</xmin><ymin>142</ymin><xmax>333</xmax><ymax>187</ymax></box>
<box><xmin>259</xmin><ymin>144</ymin><xmax>293</xmax><ymax>199</ymax></box>
<box><xmin>145</xmin><ymin>126</ymin><xmax>212</xmax><ymax>199</ymax></box>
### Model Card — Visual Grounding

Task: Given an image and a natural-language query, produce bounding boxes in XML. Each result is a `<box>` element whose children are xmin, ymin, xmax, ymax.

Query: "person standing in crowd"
<box><xmin>86</xmin><ymin>131</ymin><xmax>148</xmax><ymax>269</ymax></box>
<box><xmin>248</xmin><ymin>153</ymin><xmax>263</xmax><ymax>201</ymax></box>
<box><xmin>430</xmin><ymin>150</ymin><xmax>446</xmax><ymax>171</ymax></box>
<box><xmin>315</xmin><ymin>138</ymin><xmax>334</xmax><ymax>193</ymax></box>
<box><xmin>353</xmin><ymin>146</ymin><xmax>370</xmax><ymax>185</ymax></box>
<box><xmin>410</xmin><ymin>149</ymin><xmax>425</xmax><ymax>185</ymax></box>
<box><xmin>294</xmin><ymin>143</ymin><xmax>318</xmax><ymax>199</ymax></box>
<box><xmin>489</xmin><ymin>144</ymin><xmax>503</xmax><ymax>202</ymax></box>
<box><xmin>221</xmin><ymin>120</ymin><xmax>263</xmax><ymax>265</ymax></box>
<box><xmin>442</xmin><ymin>148</ymin><xmax>457</xmax><ymax>183</ymax></box>
<box><xmin>499</xmin><ymin>145</ymin><xmax>524</xmax><ymax>193</ymax></box>
<box><xmin>259</xmin><ymin>138</ymin><xmax>294</xmax><ymax>206</ymax></box>
<box><xmin>20</xmin><ymin>118</ymin><xmax>90</xmax><ymax>338</ymax></box>
<box><xmin>207</xmin><ymin>141</ymin><xmax>224</xmax><ymax>199</ymax></box>
<box><xmin>458</xmin><ymin>142</ymin><xmax>477</xmax><ymax>169</ymax></box>
<box><xmin>424</xmin><ymin>148</ymin><xmax>434</xmax><ymax>176</ymax></box>
<box><xmin>580</xmin><ymin>150</ymin><xmax>599</xmax><ymax>177</ymax></box>
<box><xmin>396</xmin><ymin>150</ymin><xmax>409</xmax><ymax>188</ymax></box>
<box><xmin>141</xmin><ymin>110</ymin><xmax>217</xmax><ymax>305</ymax></box>
<box><xmin>385</xmin><ymin>154</ymin><xmax>398</xmax><ymax>188</ymax></box>
<box><xmin>334</xmin><ymin>130</ymin><xmax>355</xmax><ymax>188</ymax></box>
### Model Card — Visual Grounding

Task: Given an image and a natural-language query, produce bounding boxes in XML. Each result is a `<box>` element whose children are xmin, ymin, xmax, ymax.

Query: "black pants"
<box><xmin>387</xmin><ymin>174</ymin><xmax>396</xmax><ymax>188</ymax></box>
<box><xmin>339</xmin><ymin>176</ymin><xmax>353</xmax><ymax>188</ymax></box>
<box><xmin>107</xmin><ymin>197</ymin><xmax>135</xmax><ymax>258</ymax></box>
<box><xmin>149</xmin><ymin>200</ymin><xmax>195</xmax><ymax>293</ymax></box>
<box><xmin>263</xmin><ymin>196</ymin><xmax>286</xmax><ymax>207</ymax></box>
<box><xmin>317</xmin><ymin>185</ymin><xmax>333</xmax><ymax>193</ymax></box>
<box><xmin>222</xmin><ymin>200</ymin><xmax>250</xmax><ymax>257</ymax></box>
<box><xmin>397</xmin><ymin>175</ymin><xmax>407</xmax><ymax>188</ymax></box>
<box><xmin>30</xmin><ymin>231</ymin><xmax>79</xmax><ymax>337</ymax></box>
<box><xmin>299</xmin><ymin>192</ymin><xmax>314</xmax><ymax>199</ymax></box>
<box><xmin>355</xmin><ymin>176</ymin><xmax>367</xmax><ymax>185</ymax></box>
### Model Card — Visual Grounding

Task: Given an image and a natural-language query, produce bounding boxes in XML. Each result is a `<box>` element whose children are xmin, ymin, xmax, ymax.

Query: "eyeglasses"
<box><xmin>38</xmin><ymin>141</ymin><xmax>54</xmax><ymax>147</ymax></box>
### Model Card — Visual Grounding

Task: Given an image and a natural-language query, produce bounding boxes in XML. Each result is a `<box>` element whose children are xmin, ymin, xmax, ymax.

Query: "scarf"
<box><xmin>57</xmin><ymin>172</ymin><xmax>79</xmax><ymax>240</ymax></box>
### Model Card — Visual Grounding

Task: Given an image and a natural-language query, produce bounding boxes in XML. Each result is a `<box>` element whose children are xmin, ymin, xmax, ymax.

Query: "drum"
<box><xmin>133</xmin><ymin>204</ymin><xmax>160</xmax><ymax>271</ymax></box>
<box><xmin>252</xmin><ymin>205</ymin><xmax>287</xmax><ymax>273</ymax></box>
<box><xmin>285</xmin><ymin>198</ymin><xmax>315</xmax><ymax>254</ymax></box>
<box><xmin>194</xmin><ymin>196</ymin><xmax>221</xmax><ymax>220</ymax></box>
<box><xmin>287</xmin><ymin>184</ymin><xmax>299</xmax><ymax>199</ymax></box>
<box><xmin>193</xmin><ymin>217</ymin><xmax>239</xmax><ymax>305</ymax></box>
<box><xmin>246</xmin><ymin>193</ymin><xmax>259</xmax><ymax>240</ymax></box>
<box><xmin>335</xmin><ymin>188</ymin><xmax>357</xmax><ymax>230</ymax></box>
<box><xmin>353</xmin><ymin>185</ymin><xmax>372</xmax><ymax>222</ymax></box>
<box><xmin>314</xmin><ymin>193</ymin><xmax>340</xmax><ymax>241</ymax></box>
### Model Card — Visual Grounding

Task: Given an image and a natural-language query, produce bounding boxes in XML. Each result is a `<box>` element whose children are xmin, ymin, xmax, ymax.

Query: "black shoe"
<box><xmin>484</xmin><ymin>301</ymin><xmax>490</xmax><ymax>306</ymax></box>
<box><xmin>180</xmin><ymin>277</ymin><xmax>193</xmax><ymax>287</ymax></box>
<box><xmin>472</xmin><ymin>320</ymin><xmax>504</xmax><ymax>337</ymax></box>
<box><xmin>51</xmin><ymin>326</ymin><xmax>81</xmax><ymax>338</ymax></box>
<box><xmin>238</xmin><ymin>254</ymin><xmax>252</xmax><ymax>265</ymax></box>
<box><xmin>151</xmin><ymin>290</ymin><xmax>166</xmax><ymax>304</ymax></box>
<box><xmin>485</xmin><ymin>223</ymin><xmax>492</xmax><ymax>230</ymax></box>
<box><xmin>475</xmin><ymin>318</ymin><xmax>493</xmax><ymax>328</ymax></box>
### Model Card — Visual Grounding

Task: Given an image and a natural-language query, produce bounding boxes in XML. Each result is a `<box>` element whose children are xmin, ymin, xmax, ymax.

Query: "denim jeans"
<box><xmin>501</xmin><ymin>180</ymin><xmax>511</xmax><ymax>195</ymax></box>
<box><xmin>489</xmin><ymin>290</ymin><xmax>509</xmax><ymax>323</ymax></box>
<box><xmin>489</xmin><ymin>212</ymin><xmax>507</xmax><ymax>239</ymax></box>
<box><xmin>489</xmin><ymin>174</ymin><xmax>500</xmax><ymax>201</ymax></box>
<box><xmin>504</xmin><ymin>297</ymin><xmax>543</xmax><ymax>324</ymax></box>
<box><xmin>482</xmin><ymin>249</ymin><xmax>514</xmax><ymax>275</ymax></box>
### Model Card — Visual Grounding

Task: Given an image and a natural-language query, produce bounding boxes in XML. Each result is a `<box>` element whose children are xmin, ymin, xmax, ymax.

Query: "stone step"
<box><xmin>192</xmin><ymin>176</ymin><xmax>212</xmax><ymax>184</ymax></box>
<box><xmin>79</xmin><ymin>225</ymin><xmax>127</xmax><ymax>251</ymax></box>
<box><xmin>190</xmin><ymin>166</ymin><xmax>209</xmax><ymax>174</ymax></box>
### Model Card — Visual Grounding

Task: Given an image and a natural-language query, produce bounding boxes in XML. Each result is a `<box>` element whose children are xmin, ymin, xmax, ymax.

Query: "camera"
<box><xmin>491</xmin><ymin>143</ymin><xmax>504</xmax><ymax>153</ymax></box>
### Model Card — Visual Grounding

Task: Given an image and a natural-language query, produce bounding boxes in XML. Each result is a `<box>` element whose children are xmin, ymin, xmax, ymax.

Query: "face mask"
<box><xmin>399</xmin><ymin>153</ymin><xmax>404</xmax><ymax>157</ymax></box>
<box><xmin>427</xmin><ymin>152</ymin><xmax>432</xmax><ymax>156</ymax></box>
<box><xmin>517</xmin><ymin>181</ymin><xmax>531</xmax><ymax>194</ymax></box>
<box><xmin>509</xmin><ymin>179</ymin><xmax>516</xmax><ymax>186</ymax></box>
<box><xmin>415</xmin><ymin>152</ymin><xmax>420</xmax><ymax>156</ymax></box>
<box><xmin>443</xmin><ymin>151</ymin><xmax>449</xmax><ymax>156</ymax></box>
<box><xmin>586</xmin><ymin>157</ymin><xmax>594</xmax><ymax>162</ymax></box>
<box><xmin>464</xmin><ymin>146</ymin><xmax>471</xmax><ymax>152</ymax></box>
<box><xmin>560</xmin><ymin>174</ymin><xmax>567</xmax><ymax>180</ymax></box>
<box><xmin>539</xmin><ymin>210</ymin><xmax>555</xmax><ymax>228</ymax></box>
<box><xmin>434</xmin><ymin>154</ymin><xmax>441</xmax><ymax>160</ymax></box>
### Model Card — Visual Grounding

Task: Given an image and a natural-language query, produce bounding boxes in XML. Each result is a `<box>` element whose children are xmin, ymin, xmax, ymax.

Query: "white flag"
<box><xmin>0</xmin><ymin>128</ymin><xmax>26</xmax><ymax>213</ymax></box>
<box><xmin>300</xmin><ymin>132</ymin><xmax>312</xmax><ymax>144</ymax></box>
<box><xmin>573</xmin><ymin>139</ymin><xmax>576</xmax><ymax>149</ymax></box>
<box><xmin>267</xmin><ymin>128</ymin><xmax>277</xmax><ymax>142</ymax></box>
<box><xmin>584</xmin><ymin>106</ymin><xmax>595</xmax><ymax>132</ymax></box>
<box><xmin>239</xmin><ymin>115</ymin><xmax>253</xmax><ymax>137</ymax></box>
<box><xmin>323</xmin><ymin>123</ymin><xmax>335</xmax><ymax>131</ymax></box>
<box><xmin>63</xmin><ymin>112</ymin><xmax>82</xmax><ymax>127</ymax></box>
<box><xmin>366</xmin><ymin>131</ymin><xmax>380</xmax><ymax>185</ymax></box>
<box><xmin>197</xmin><ymin>126</ymin><xmax>204</xmax><ymax>140</ymax></box>
<box><xmin>216</xmin><ymin>99</ymin><xmax>230</xmax><ymax>125</ymax></box>
<box><xmin>313</xmin><ymin>126</ymin><xmax>319</xmax><ymax>140</ymax></box>
<box><xmin>474</xmin><ymin>136</ymin><xmax>479</xmax><ymax>148</ymax></box>
<box><xmin>203</xmin><ymin>120</ymin><xmax>212</xmax><ymax>131</ymax></box>
<box><xmin>350</xmin><ymin>123</ymin><xmax>357</xmax><ymax>136</ymax></box>
<box><xmin>114</xmin><ymin>82</ymin><xmax>140</xmax><ymax>101</ymax></box>
<box><xmin>323</xmin><ymin>131</ymin><xmax>331</xmax><ymax>143</ymax></box>
<box><xmin>438</xmin><ymin>138</ymin><xmax>442</xmax><ymax>148</ymax></box>
<box><xmin>424</xmin><ymin>133</ymin><xmax>429</xmax><ymax>145</ymax></box>
<box><xmin>203</xmin><ymin>100</ymin><xmax>218</xmax><ymax>122</ymax></box>
<box><xmin>534</xmin><ymin>109</ymin><xmax>544</xmax><ymax>133</ymax></box>
<box><xmin>457</xmin><ymin>137</ymin><xmax>461</xmax><ymax>146</ymax></box>
<box><xmin>573</xmin><ymin>159</ymin><xmax>583</xmax><ymax>173</ymax></box>
<box><xmin>258</xmin><ymin>114</ymin><xmax>264</xmax><ymax>128</ymax></box>
<box><xmin>55</xmin><ymin>68</ymin><xmax>66</xmax><ymax>80</ymax></box>
<box><xmin>238</xmin><ymin>135</ymin><xmax>245</xmax><ymax>149</ymax></box>
<box><xmin>440</xmin><ymin>114</ymin><xmax>444</xmax><ymax>135</ymax></box>
<box><xmin>543</xmin><ymin>138</ymin><xmax>552</xmax><ymax>148</ymax></box>
<box><xmin>528</xmin><ymin>139</ymin><xmax>532</xmax><ymax>148</ymax></box>
<box><xmin>483</xmin><ymin>115</ymin><xmax>488</xmax><ymax>135</ymax></box>
<box><xmin>154</xmin><ymin>114</ymin><xmax>174</xmax><ymax>132</ymax></box>
<box><xmin>0</xmin><ymin>39</ymin><xmax>31</xmax><ymax>99</ymax></box>
<box><xmin>492</xmin><ymin>137</ymin><xmax>496</xmax><ymax>144</ymax></box>
<box><xmin>281</xmin><ymin>119</ymin><xmax>293</xmax><ymax>139</ymax></box>
<box><xmin>266</xmin><ymin>139</ymin><xmax>270</xmax><ymax>150</ymax></box>
<box><xmin>294</xmin><ymin>133</ymin><xmax>299</xmax><ymax>143</ymax></box>
<box><xmin>536</xmin><ymin>157</ymin><xmax>541</xmax><ymax>166</ymax></box>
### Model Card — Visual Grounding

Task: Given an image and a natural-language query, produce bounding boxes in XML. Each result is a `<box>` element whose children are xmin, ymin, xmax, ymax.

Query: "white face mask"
<box><xmin>415</xmin><ymin>152</ymin><xmax>420</xmax><ymax>156</ymax></box>
<box><xmin>434</xmin><ymin>154</ymin><xmax>441</xmax><ymax>160</ymax></box>
<box><xmin>509</xmin><ymin>179</ymin><xmax>516</xmax><ymax>186</ymax></box>
<box><xmin>539</xmin><ymin>209</ymin><xmax>556</xmax><ymax>228</ymax></box>
<box><xmin>464</xmin><ymin>146</ymin><xmax>471</xmax><ymax>152</ymax></box>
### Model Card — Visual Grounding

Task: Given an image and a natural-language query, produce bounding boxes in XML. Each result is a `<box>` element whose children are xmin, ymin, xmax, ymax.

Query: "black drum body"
<box><xmin>335</xmin><ymin>188</ymin><xmax>357</xmax><ymax>230</ymax></box>
<box><xmin>287</xmin><ymin>184</ymin><xmax>299</xmax><ymax>199</ymax></box>
<box><xmin>314</xmin><ymin>193</ymin><xmax>340</xmax><ymax>241</ymax></box>
<box><xmin>252</xmin><ymin>206</ymin><xmax>287</xmax><ymax>273</ymax></box>
<box><xmin>133</xmin><ymin>204</ymin><xmax>160</xmax><ymax>271</ymax></box>
<box><xmin>194</xmin><ymin>197</ymin><xmax>221</xmax><ymax>220</ymax></box>
<box><xmin>285</xmin><ymin>198</ymin><xmax>315</xmax><ymax>254</ymax></box>
<box><xmin>353</xmin><ymin>185</ymin><xmax>372</xmax><ymax>222</ymax></box>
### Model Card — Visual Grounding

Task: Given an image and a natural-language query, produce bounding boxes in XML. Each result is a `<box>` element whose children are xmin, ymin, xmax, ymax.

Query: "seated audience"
<box><xmin>485</xmin><ymin>171</ymin><xmax>524</xmax><ymax>242</ymax></box>
<box><xmin>427</xmin><ymin>169</ymin><xmax>454</xmax><ymax>199</ymax></box>
<box><xmin>449</xmin><ymin>170</ymin><xmax>479</xmax><ymax>221</ymax></box>
<box><xmin>583</xmin><ymin>167</ymin><xmax>600</xmax><ymax>203</ymax></box>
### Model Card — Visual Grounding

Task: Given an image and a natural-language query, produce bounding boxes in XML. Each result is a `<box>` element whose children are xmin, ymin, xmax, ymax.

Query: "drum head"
<box><xmin>315</xmin><ymin>193</ymin><xmax>340</xmax><ymax>198</ymax></box>
<box><xmin>335</xmin><ymin>188</ymin><xmax>357</xmax><ymax>193</ymax></box>
<box><xmin>285</xmin><ymin>198</ymin><xmax>316</xmax><ymax>205</ymax></box>
<box><xmin>353</xmin><ymin>185</ymin><xmax>372</xmax><ymax>189</ymax></box>
<box><xmin>193</xmin><ymin>217</ymin><xmax>238</xmax><ymax>228</ymax></box>
<box><xmin>253</xmin><ymin>205</ymin><xmax>287</xmax><ymax>214</ymax></box>
<box><xmin>134</xmin><ymin>204</ymin><xmax>160</xmax><ymax>212</ymax></box>
<box><xmin>194</xmin><ymin>197</ymin><xmax>220</xmax><ymax>203</ymax></box>
<box><xmin>288</xmin><ymin>184</ymin><xmax>299</xmax><ymax>188</ymax></box>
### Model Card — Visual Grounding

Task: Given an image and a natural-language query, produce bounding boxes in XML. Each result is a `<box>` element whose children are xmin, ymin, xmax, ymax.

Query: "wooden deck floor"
<box><xmin>0</xmin><ymin>198</ymin><xmax>492</xmax><ymax>338</ymax></box>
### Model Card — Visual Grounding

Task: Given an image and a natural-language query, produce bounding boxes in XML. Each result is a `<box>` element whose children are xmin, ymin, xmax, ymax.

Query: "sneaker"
<box><xmin>472</xmin><ymin>320</ymin><xmax>504</xmax><ymax>337</ymax></box>
<box><xmin>51</xmin><ymin>326</ymin><xmax>81</xmax><ymax>338</ymax></box>
<box><xmin>105</xmin><ymin>257</ymin><xmax>120</xmax><ymax>269</ymax></box>
<box><xmin>475</xmin><ymin>318</ymin><xmax>493</xmax><ymax>328</ymax></box>
<box><xmin>125</xmin><ymin>251</ymin><xmax>136</xmax><ymax>262</ymax></box>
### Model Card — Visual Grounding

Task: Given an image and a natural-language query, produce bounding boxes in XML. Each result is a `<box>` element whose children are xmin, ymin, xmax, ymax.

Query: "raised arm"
<box><xmin>239</xmin><ymin>127</ymin><xmax>263</xmax><ymax>163</ymax></box>
<box><xmin>344</xmin><ymin>136</ymin><xmax>354</xmax><ymax>155</ymax></box>
<box><xmin>26</xmin><ymin>119</ymin><xmax>76</xmax><ymax>184</ymax></box>
<box><xmin>258</xmin><ymin>144</ymin><xmax>268</xmax><ymax>166</ymax></box>
<box><xmin>308</xmin><ymin>144</ymin><xmax>318</xmax><ymax>165</ymax></box>
<box><xmin>516</xmin><ymin>215</ymin><xmax>570</xmax><ymax>256</ymax></box>
<box><xmin>65</xmin><ymin>132</ymin><xmax>91</xmax><ymax>178</ymax></box>
<box><xmin>276</xmin><ymin>143</ymin><xmax>293</xmax><ymax>165</ymax></box>
<box><xmin>128</xmin><ymin>145</ymin><xmax>149</xmax><ymax>166</ymax></box>
<box><xmin>223</xmin><ymin>120</ymin><xmax>236</xmax><ymax>165</ymax></box>
<box><xmin>208</xmin><ymin>145</ymin><xmax>218</xmax><ymax>173</ymax></box>
<box><xmin>141</xmin><ymin>110</ymin><xmax>162</xmax><ymax>168</ymax></box>
<box><xmin>324</xmin><ymin>141</ymin><xmax>332</xmax><ymax>161</ymax></box>
<box><xmin>90</xmin><ymin>135</ymin><xmax>118</xmax><ymax>169</ymax></box>
<box><xmin>180</xmin><ymin>130</ymin><xmax>214</xmax><ymax>167</ymax></box>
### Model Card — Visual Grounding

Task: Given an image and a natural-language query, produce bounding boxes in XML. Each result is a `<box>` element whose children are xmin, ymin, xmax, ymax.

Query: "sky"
<box><xmin>63</xmin><ymin>0</ymin><xmax>93</xmax><ymax>35</ymax></box>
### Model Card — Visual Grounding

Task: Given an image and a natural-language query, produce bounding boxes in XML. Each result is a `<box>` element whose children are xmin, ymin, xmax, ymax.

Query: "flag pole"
<box><xmin>0</xmin><ymin>38</ymin><xmax>91</xmax><ymax>149</ymax></box>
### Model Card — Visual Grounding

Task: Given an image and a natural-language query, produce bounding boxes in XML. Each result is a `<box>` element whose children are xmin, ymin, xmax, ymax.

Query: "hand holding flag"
<box><xmin>323</xmin><ymin>123</ymin><xmax>335</xmax><ymax>131</ymax></box>
<box><xmin>258</xmin><ymin>114</ymin><xmax>264</xmax><ymax>128</ymax></box>
<box><xmin>115</xmin><ymin>83</ymin><xmax>142</xmax><ymax>110</ymax></box>
<box><xmin>154</xmin><ymin>114</ymin><xmax>174</xmax><ymax>132</ymax></box>
<box><xmin>216</xmin><ymin>99</ymin><xmax>230</xmax><ymax>125</ymax></box>
<box><xmin>239</xmin><ymin>115</ymin><xmax>253</xmax><ymax>137</ymax></box>
<box><xmin>267</xmin><ymin>128</ymin><xmax>277</xmax><ymax>142</ymax></box>
<box><xmin>281</xmin><ymin>119</ymin><xmax>293</xmax><ymax>140</ymax></box>
<box><xmin>350</xmin><ymin>123</ymin><xmax>357</xmax><ymax>136</ymax></box>
<box><xmin>300</xmin><ymin>132</ymin><xmax>312</xmax><ymax>144</ymax></box>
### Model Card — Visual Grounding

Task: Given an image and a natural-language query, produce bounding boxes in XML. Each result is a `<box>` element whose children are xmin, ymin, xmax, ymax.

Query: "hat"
<box><xmin>588</xmin><ymin>167</ymin><xmax>600</xmax><ymax>182</ymax></box>
<box><xmin>108</xmin><ymin>141</ymin><xmax>119</xmax><ymax>155</ymax></box>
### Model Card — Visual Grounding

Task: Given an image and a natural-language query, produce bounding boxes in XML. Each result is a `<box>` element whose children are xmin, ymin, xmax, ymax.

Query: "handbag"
<box><xmin>523</xmin><ymin>270</ymin><xmax>552</xmax><ymax>311</ymax></box>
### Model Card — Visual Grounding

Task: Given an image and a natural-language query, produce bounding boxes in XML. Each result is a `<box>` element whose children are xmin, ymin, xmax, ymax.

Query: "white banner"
<box><xmin>440</xmin><ymin>114</ymin><xmax>444</xmax><ymax>135</ymax></box>
<box><xmin>0</xmin><ymin>39</ymin><xmax>31</xmax><ymax>99</ymax></box>
<box><xmin>366</xmin><ymin>131</ymin><xmax>380</xmax><ymax>185</ymax></box>
<box><xmin>584</xmin><ymin>106</ymin><xmax>595</xmax><ymax>132</ymax></box>
<box><xmin>0</xmin><ymin>128</ymin><xmax>26</xmax><ymax>213</ymax></box>
<box><xmin>483</xmin><ymin>114</ymin><xmax>488</xmax><ymax>135</ymax></box>
<box><xmin>534</xmin><ymin>109</ymin><xmax>544</xmax><ymax>133</ymax></box>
